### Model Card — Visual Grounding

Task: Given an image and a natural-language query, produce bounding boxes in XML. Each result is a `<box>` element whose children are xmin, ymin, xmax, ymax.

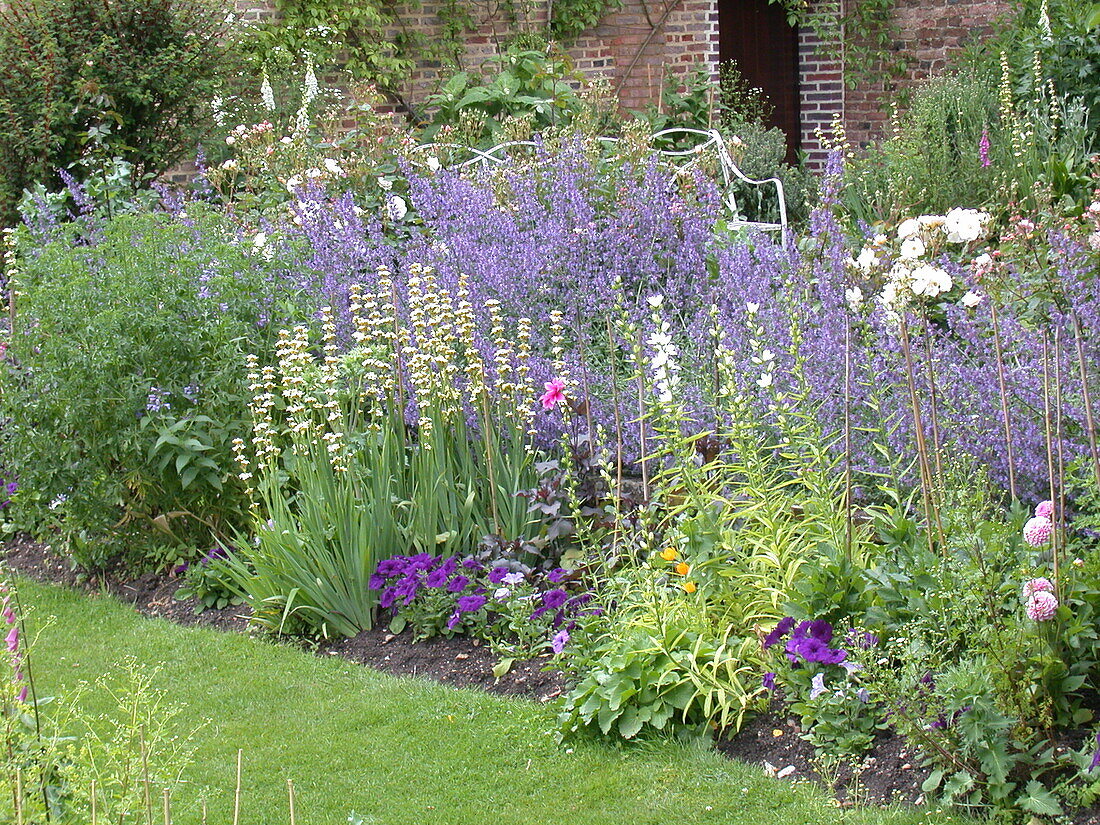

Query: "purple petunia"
<box><xmin>379</xmin><ymin>587</ymin><xmax>397</xmax><ymax>609</ymax></box>
<box><xmin>447</xmin><ymin>575</ymin><xmax>470</xmax><ymax>593</ymax></box>
<box><xmin>542</xmin><ymin>589</ymin><xmax>569</xmax><ymax>609</ymax></box>
<box><xmin>1090</xmin><ymin>732</ymin><xmax>1100</xmax><ymax>772</ymax></box>
<box><xmin>488</xmin><ymin>567</ymin><xmax>508</xmax><ymax>584</ymax></box>
<box><xmin>763</xmin><ymin>617</ymin><xmax>795</xmax><ymax>649</ymax></box>
<box><xmin>456</xmin><ymin>594</ymin><xmax>486</xmax><ymax>613</ymax></box>
<box><xmin>368</xmin><ymin>573</ymin><xmax>386</xmax><ymax>590</ymax></box>
<box><xmin>762</xmin><ymin>672</ymin><xmax>776</xmax><ymax>691</ymax></box>
<box><xmin>547</xmin><ymin>568</ymin><xmax>568</xmax><ymax>583</ymax></box>
<box><xmin>551</xmin><ymin>629</ymin><xmax>570</xmax><ymax>654</ymax></box>
<box><xmin>425</xmin><ymin>568</ymin><xmax>449</xmax><ymax>588</ymax></box>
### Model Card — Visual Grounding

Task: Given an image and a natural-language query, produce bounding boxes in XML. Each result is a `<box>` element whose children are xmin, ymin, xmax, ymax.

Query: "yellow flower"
<box><xmin>660</xmin><ymin>547</ymin><xmax>678</xmax><ymax>561</ymax></box>
<box><xmin>674</xmin><ymin>562</ymin><xmax>690</xmax><ymax>576</ymax></box>
<box><xmin>683</xmin><ymin>581</ymin><xmax>697</xmax><ymax>594</ymax></box>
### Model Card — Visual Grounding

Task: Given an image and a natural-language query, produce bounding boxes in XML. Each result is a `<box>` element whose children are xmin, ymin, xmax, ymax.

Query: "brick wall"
<box><xmin>841</xmin><ymin>0</ymin><xmax>1014</xmax><ymax>150</ymax></box>
<box><xmin>231</xmin><ymin>0</ymin><xmax>1011</xmax><ymax>164</ymax></box>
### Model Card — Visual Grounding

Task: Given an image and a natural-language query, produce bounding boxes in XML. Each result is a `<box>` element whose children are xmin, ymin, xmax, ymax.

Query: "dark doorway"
<box><xmin>718</xmin><ymin>0</ymin><xmax>801</xmax><ymax>163</ymax></box>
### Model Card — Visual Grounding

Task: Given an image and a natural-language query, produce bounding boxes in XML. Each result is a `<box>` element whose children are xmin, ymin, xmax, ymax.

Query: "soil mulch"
<box><xmin>717</xmin><ymin>711</ymin><xmax>929</xmax><ymax>808</ymax></box>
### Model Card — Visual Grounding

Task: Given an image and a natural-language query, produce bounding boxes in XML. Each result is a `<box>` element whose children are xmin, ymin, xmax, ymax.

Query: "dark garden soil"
<box><xmin>717</xmin><ymin>711</ymin><xmax>929</xmax><ymax>808</ymax></box>
<box><xmin>10</xmin><ymin>534</ymin><xmax>1100</xmax><ymax>820</ymax></box>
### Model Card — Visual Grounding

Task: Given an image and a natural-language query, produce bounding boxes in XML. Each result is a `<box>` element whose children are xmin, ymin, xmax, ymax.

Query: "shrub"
<box><xmin>0</xmin><ymin>0</ymin><xmax>235</xmax><ymax>225</ymax></box>
<box><xmin>1</xmin><ymin>206</ymin><xmax>306</xmax><ymax>569</ymax></box>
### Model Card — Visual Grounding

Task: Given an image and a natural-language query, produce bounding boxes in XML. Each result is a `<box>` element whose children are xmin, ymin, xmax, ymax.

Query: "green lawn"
<box><xmin>21</xmin><ymin>580</ymin><xmax>963</xmax><ymax>825</ymax></box>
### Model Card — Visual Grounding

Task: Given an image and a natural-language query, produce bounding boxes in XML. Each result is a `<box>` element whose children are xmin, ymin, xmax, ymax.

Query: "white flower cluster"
<box><xmin>846</xmin><ymin>208</ymin><xmax>992</xmax><ymax>315</ymax></box>
<box><xmin>646</xmin><ymin>295</ymin><xmax>680</xmax><ymax>405</ymax></box>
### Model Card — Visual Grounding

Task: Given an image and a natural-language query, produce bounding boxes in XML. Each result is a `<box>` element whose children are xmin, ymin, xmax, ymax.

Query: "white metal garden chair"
<box><xmin>412</xmin><ymin>127</ymin><xmax>788</xmax><ymax>244</ymax></box>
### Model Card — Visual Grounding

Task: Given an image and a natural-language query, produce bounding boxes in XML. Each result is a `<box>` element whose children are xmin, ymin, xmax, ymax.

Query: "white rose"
<box><xmin>286</xmin><ymin>174</ymin><xmax>302</xmax><ymax>193</ymax></box>
<box><xmin>910</xmin><ymin>265</ymin><xmax>952</xmax><ymax>298</ymax></box>
<box><xmin>845</xmin><ymin>287</ymin><xmax>863</xmax><ymax>309</ymax></box>
<box><xmin>426</xmin><ymin>156</ymin><xmax>442</xmax><ymax>172</ymax></box>
<box><xmin>386</xmin><ymin>196</ymin><xmax>408</xmax><ymax>221</ymax></box>
<box><xmin>943</xmin><ymin>207</ymin><xmax>987</xmax><ymax>244</ymax></box>
<box><xmin>377</xmin><ymin>177</ymin><xmax>393</xmax><ymax>191</ymax></box>
<box><xmin>899</xmin><ymin>236</ymin><xmax>926</xmax><ymax>260</ymax></box>
<box><xmin>323</xmin><ymin>158</ymin><xmax>344</xmax><ymax>176</ymax></box>
<box><xmin>897</xmin><ymin>218</ymin><xmax>920</xmax><ymax>240</ymax></box>
<box><xmin>855</xmin><ymin>247</ymin><xmax>879</xmax><ymax>272</ymax></box>
<box><xmin>960</xmin><ymin>291</ymin><xmax>983</xmax><ymax>308</ymax></box>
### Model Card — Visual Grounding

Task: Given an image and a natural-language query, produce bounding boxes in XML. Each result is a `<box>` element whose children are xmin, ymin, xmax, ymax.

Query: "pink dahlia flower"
<box><xmin>1023</xmin><ymin>516</ymin><xmax>1053</xmax><ymax>547</ymax></box>
<box><xmin>1026</xmin><ymin>591</ymin><xmax>1058</xmax><ymax>621</ymax></box>
<box><xmin>1034</xmin><ymin>500</ymin><xmax>1054</xmax><ymax>519</ymax></box>
<box><xmin>1022</xmin><ymin>577</ymin><xmax>1054</xmax><ymax>599</ymax></box>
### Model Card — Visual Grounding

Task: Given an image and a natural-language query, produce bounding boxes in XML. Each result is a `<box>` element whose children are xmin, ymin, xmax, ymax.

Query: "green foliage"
<box><xmin>221</xmin><ymin>284</ymin><xmax>539</xmax><ymax>638</ymax></box>
<box><xmin>548</xmin><ymin>0</ymin><xmax>622</xmax><ymax>40</ymax></box>
<box><xmin>420</xmin><ymin>48</ymin><xmax>615</xmax><ymax>145</ymax></box>
<box><xmin>558</xmin><ymin>624</ymin><xmax>759</xmax><ymax>741</ymax></box>
<box><xmin>842</xmin><ymin>73</ymin><xmax>1001</xmax><ymax>224</ymax></box>
<box><xmin>1</xmin><ymin>208</ymin><xmax>305</xmax><ymax>570</ymax></box>
<box><xmin>0</xmin><ymin>0</ymin><xmax>235</xmax><ymax>226</ymax></box>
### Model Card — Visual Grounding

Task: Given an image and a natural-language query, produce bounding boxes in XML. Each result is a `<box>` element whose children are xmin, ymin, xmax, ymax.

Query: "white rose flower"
<box><xmin>943</xmin><ymin>207</ymin><xmax>988</xmax><ymax>244</ymax></box>
<box><xmin>1088</xmin><ymin>232</ymin><xmax>1100</xmax><ymax>252</ymax></box>
<box><xmin>910</xmin><ymin>265</ymin><xmax>952</xmax><ymax>298</ymax></box>
<box><xmin>253</xmin><ymin>231</ymin><xmax>267</xmax><ymax>249</ymax></box>
<box><xmin>426</xmin><ymin>156</ymin><xmax>442</xmax><ymax>172</ymax></box>
<box><xmin>323</xmin><ymin>158</ymin><xmax>344</xmax><ymax>176</ymax></box>
<box><xmin>896</xmin><ymin>218</ymin><xmax>920</xmax><ymax>239</ymax></box>
<box><xmin>377</xmin><ymin>177</ymin><xmax>393</xmax><ymax>191</ymax></box>
<box><xmin>286</xmin><ymin>174</ymin><xmax>302</xmax><ymax>193</ymax></box>
<box><xmin>899</xmin><ymin>236</ymin><xmax>926</xmax><ymax>260</ymax></box>
<box><xmin>918</xmin><ymin>214</ymin><xmax>946</xmax><ymax>229</ymax></box>
<box><xmin>855</xmin><ymin>247</ymin><xmax>879</xmax><ymax>272</ymax></box>
<box><xmin>845</xmin><ymin>287</ymin><xmax>863</xmax><ymax>309</ymax></box>
<box><xmin>960</xmin><ymin>291</ymin><xmax>983</xmax><ymax>308</ymax></box>
<box><xmin>386</xmin><ymin>196</ymin><xmax>408</xmax><ymax>221</ymax></box>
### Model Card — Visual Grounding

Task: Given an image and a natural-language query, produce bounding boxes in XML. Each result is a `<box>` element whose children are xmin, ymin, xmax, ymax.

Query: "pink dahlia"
<box><xmin>539</xmin><ymin>379</ymin><xmax>566</xmax><ymax>411</ymax></box>
<box><xmin>1022</xmin><ymin>577</ymin><xmax>1054</xmax><ymax>600</ymax></box>
<box><xmin>1026</xmin><ymin>591</ymin><xmax>1059</xmax><ymax>621</ymax></box>
<box><xmin>1034</xmin><ymin>500</ymin><xmax>1054</xmax><ymax>519</ymax></box>
<box><xmin>1023</xmin><ymin>516</ymin><xmax>1053</xmax><ymax>547</ymax></box>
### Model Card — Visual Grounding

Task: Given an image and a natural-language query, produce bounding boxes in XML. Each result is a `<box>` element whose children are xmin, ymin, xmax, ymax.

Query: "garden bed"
<box><xmin>3</xmin><ymin>535</ymin><xmax>564</xmax><ymax>701</ymax></box>
<box><xmin>1</xmin><ymin>535</ymin><xmax>927</xmax><ymax>809</ymax></box>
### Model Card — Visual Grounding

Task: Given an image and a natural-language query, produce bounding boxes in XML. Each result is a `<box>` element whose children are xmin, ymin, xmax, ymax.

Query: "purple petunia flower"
<box><xmin>379</xmin><ymin>587</ymin><xmax>397</xmax><ymax>609</ymax></box>
<box><xmin>461</xmin><ymin>557</ymin><xmax>484</xmax><ymax>571</ymax></box>
<box><xmin>762</xmin><ymin>672</ymin><xmax>776</xmax><ymax>691</ymax></box>
<box><xmin>763</xmin><ymin>617</ymin><xmax>795</xmax><ymax>649</ymax></box>
<box><xmin>447</xmin><ymin>575</ymin><xmax>470</xmax><ymax>593</ymax></box>
<box><xmin>1090</xmin><ymin>732</ymin><xmax>1100</xmax><ymax>771</ymax></box>
<box><xmin>551</xmin><ymin>629</ymin><xmax>570</xmax><ymax>654</ymax></box>
<box><xmin>425</xmin><ymin>568</ymin><xmax>449</xmax><ymax>588</ymax></box>
<box><xmin>547</xmin><ymin>568</ymin><xmax>567</xmax><ymax>583</ymax></box>
<box><xmin>488</xmin><ymin>567</ymin><xmax>508</xmax><ymax>584</ymax></box>
<box><xmin>446</xmin><ymin>611</ymin><xmax>461</xmax><ymax>630</ymax></box>
<box><xmin>542</xmin><ymin>589</ymin><xmax>568</xmax><ymax>609</ymax></box>
<box><xmin>368</xmin><ymin>574</ymin><xmax>386</xmax><ymax>590</ymax></box>
<box><xmin>456</xmin><ymin>595</ymin><xmax>486</xmax><ymax>613</ymax></box>
<box><xmin>530</xmin><ymin>605</ymin><xmax>551</xmax><ymax>620</ymax></box>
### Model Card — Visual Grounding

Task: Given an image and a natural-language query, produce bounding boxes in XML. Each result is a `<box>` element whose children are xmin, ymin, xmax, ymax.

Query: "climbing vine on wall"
<box><xmin>768</xmin><ymin>0</ymin><xmax>907</xmax><ymax>88</ymax></box>
<box><xmin>257</xmin><ymin>0</ymin><xmax>624</xmax><ymax>95</ymax></box>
